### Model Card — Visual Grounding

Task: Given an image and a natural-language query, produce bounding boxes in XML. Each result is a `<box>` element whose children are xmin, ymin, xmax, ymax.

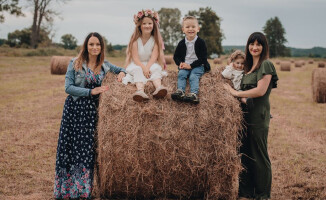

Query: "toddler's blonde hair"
<box><xmin>228</xmin><ymin>49</ymin><xmax>245</xmax><ymax>64</ymax></box>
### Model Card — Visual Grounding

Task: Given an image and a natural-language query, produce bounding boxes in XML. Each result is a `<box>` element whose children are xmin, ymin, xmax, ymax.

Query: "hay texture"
<box><xmin>318</xmin><ymin>62</ymin><xmax>325</xmax><ymax>68</ymax></box>
<box><xmin>97</xmin><ymin>70</ymin><xmax>242</xmax><ymax>199</ymax></box>
<box><xmin>164</xmin><ymin>55</ymin><xmax>174</xmax><ymax>65</ymax></box>
<box><xmin>213</xmin><ymin>58</ymin><xmax>222</xmax><ymax>64</ymax></box>
<box><xmin>280</xmin><ymin>61</ymin><xmax>291</xmax><ymax>71</ymax></box>
<box><xmin>50</xmin><ymin>56</ymin><xmax>73</xmax><ymax>75</ymax></box>
<box><xmin>312</xmin><ymin>68</ymin><xmax>326</xmax><ymax>103</ymax></box>
<box><xmin>295</xmin><ymin>61</ymin><xmax>303</xmax><ymax>68</ymax></box>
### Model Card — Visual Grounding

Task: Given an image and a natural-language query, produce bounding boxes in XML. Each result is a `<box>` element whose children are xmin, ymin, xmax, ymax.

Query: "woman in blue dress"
<box><xmin>54</xmin><ymin>32</ymin><xmax>126</xmax><ymax>199</ymax></box>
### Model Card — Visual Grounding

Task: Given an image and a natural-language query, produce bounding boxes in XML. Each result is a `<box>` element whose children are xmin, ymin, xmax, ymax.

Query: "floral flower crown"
<box><xmin>133</xmin><ymin>9</ymin><xmax>159</xmax><ymax>25</ymax></box>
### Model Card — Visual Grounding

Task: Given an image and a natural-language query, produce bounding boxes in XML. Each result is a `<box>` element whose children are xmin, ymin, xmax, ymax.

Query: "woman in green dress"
<box><xmin>225</xmin><ymin>32</ymin><xmax>278</xmax><ymax>200</ymax></box>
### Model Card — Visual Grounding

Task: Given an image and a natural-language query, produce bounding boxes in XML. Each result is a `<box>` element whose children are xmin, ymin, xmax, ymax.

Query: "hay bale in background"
<box><xmin>50</xmin><ymin>56</ymin><xmax>73</xmax><ymax>75</ymax></box>
<box><xmin>213</xmin><ymin>58</ymin><xmax>222</xmax><ymax>64</ymax></box>
<box><xmin>318</xmin><ymin>62</ymin><xmax>325</xmax><ymax>68</ymax></box>
<box><xmin>312</xmin><ymin>68</ymin><xmax>326</xmax><ymax>103</ymax></box>
<box><xmin>280</xmin><ymin>61</ymin><xmax>291</xmax><ymax>71</ymax></box>
<box><xmin>275</xmin><ymin>60</ymin><xmax>281</xmax><ymax>65</ymax></box>
<box><xmin>308</xmin><ymin>60</ymin><xmax>314</xmax><ymax>64</ymax></box>
<box><xmin>290</xmin><ymin>59</ymin><xmax>295</xmax><ymax>63</ymax></box>
<box><xmin>97</xmin><ymin>71</ymin><xmax>242</xmax><ymax>199</ymax></box>
<box><xmin>295</xmin><ymin>61</ymin><xmax>303</xmax><ymax>68</ymax></box>
<box><xmin>164</xmin><ymin>55</ymin><xmax>174</xmax><ymax>65</ymax></box>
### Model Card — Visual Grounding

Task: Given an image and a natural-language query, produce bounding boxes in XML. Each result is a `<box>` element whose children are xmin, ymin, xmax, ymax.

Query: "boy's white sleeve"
<box><xmin>221</xmin><ymin>65</ymin><xmax>233</xmax><ymax>79</ymax></box>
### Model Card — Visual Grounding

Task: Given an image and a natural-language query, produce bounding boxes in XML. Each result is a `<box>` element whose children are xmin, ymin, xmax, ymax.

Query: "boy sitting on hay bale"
<box><xmin>172</xmin><ymin>16</ymin><xmax>211</xmax><ymax>104</ymax></box>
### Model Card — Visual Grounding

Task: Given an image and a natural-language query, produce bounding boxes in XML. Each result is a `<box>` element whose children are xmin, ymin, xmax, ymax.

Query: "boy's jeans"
<box><xmin>177</xmin><ymin>66</ymin><xmax>205</xmax><ymax>94</ymax></box>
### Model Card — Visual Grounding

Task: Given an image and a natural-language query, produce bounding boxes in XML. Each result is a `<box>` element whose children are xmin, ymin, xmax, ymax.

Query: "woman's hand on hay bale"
<box><xmin>223</xmin><ymin>83</ymin><xmax>238</xmax><ymax>97</ymax></box>
<box><xmin>91</xmin><ymin>85</ymin><xmax>109</xmax><ymax>95</ymax></box>
<box><xmin>117</xmin><ymin>72</ymin><xmax>126</xmax><ymax>82</ymax></box>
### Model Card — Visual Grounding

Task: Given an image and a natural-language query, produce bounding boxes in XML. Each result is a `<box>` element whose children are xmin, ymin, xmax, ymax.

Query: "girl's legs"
<box><xmin>136</xmin><ymin>82</ymin><xmax>145</xmax><ymax>91</ymax></box>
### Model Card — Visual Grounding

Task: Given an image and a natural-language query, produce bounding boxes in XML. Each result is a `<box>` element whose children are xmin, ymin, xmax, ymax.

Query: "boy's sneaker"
<box><xmin>171</xmin><ymin>89</ymin><xmax>185</xmax><ymax>101</ymax></box>
<box><xmin>133</xmin><ymin>90</ymin><xmax>149</xmax><ymax>102</ymax></box>
<box><xmin>184</xmin><ymin>93</ymin><xmax>199</xmax><ymax>104</ymax></box>
<box><xmin>153</xmin><ymin>86</ymin><xmax>168</xmax><ymax>99</ymax></box>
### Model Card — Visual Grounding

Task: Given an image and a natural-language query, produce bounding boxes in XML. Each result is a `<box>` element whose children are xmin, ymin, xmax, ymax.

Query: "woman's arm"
<box><xmin>65</xmin><ymin>60</ymin><xmax>91</xmax><ymax>97</ymax></box>
<box><xmin>225</xmin><ymin>74</ymin><xmax>272</xmax><ymax>98</ymax></box>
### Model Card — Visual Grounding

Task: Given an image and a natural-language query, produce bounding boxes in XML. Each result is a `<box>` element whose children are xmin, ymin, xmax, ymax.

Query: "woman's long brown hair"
<box><xmin>74</xmin><ymin>32</ymin><xmax>105</xmax><ymax>74</ymax></box>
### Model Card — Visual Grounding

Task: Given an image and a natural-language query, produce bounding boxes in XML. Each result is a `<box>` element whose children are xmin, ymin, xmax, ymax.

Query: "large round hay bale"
<box><xmin>97</xmin><ymin>71</ymin><xmax>242</xmax><ymax>199</ymax></box>
<box><xmin>213</xmin><ymin>58</ymin><xmax>222</xmax><ymax>64</ymax></box>
<box><xmin>295</xmin><ymin>61</ymin><xmax>303</xmax><ymax>67</ymax></box>
<box><xmin>318</xmin><ymin>62</ymin><xmax>325</xmax><ymax>68</ymax></box>
<box><xmin>50</xmin><ymin>56</ymin><xmax>73</xmax><ymax>75</ymax></box>
<box><xmin>308</xmin><ymin>60</ymin><xmax>314</xmax><ymax>64</ymax></box>
<box><xmin>312</xmin><ymin>68</ymin><xmax>326</xmax><ymax>103</ymax></box>
<box><xmin>280</xmin><ymin>61</ymin><xmax>291</xmax><ymax>71</ymax></box>
<box><xmin>164</xmin><ymin>55</ymin><xmax>174</xmax><ymax>65</ymax></box>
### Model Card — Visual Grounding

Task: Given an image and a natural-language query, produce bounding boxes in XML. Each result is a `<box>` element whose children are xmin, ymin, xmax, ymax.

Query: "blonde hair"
<box><xmin>182</xmin><ymin>16</ymin><xmax>199</xmax><ymax>27</ymax></box>
<box><xmin>125</xmin><ymin>16</ymin><xmax>163</xmax><ymax>67</ymax></box>
<box><xmin>74</xmin><ymin>32</ymin><xmax>105</xmax><ymax>74</ymax></box>
<box><xmin>228</xmin><ymin>49</ymin><xmax>245</xmax><ymax>63</ymax></box>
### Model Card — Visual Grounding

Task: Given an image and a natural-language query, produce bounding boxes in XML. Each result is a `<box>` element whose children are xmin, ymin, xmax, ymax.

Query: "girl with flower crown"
<box><xmin>122</xmin><ymin>9</ymin><xmax>168</xmax><ymax>102</ymax></box>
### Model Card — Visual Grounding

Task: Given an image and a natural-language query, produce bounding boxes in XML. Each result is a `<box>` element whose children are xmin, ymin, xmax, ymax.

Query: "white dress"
<box><xmin>221</xmin><ymin>65</ymin><xmax>244</xmax><ymax>91</ymax></box>
<box><xmin>122</xmin><ymin>36</ymin><xmax>167</xmax><ymax>85</ymax></box>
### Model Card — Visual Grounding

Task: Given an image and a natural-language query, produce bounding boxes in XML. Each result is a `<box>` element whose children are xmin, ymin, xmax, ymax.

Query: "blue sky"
<box><xmin>1</xmin><ymin>0</ymin><xmax>325</xmax><ymax>48</ymax></box>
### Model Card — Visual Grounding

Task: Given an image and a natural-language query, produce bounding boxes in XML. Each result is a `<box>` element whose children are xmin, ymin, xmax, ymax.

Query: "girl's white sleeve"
<box><xmin>221</xmin><ymin>65</ymin><xmax>233</xmax><ymax>79</ymax></box>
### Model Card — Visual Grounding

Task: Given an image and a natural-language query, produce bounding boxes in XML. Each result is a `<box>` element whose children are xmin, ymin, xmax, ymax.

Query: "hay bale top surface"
<box><xmin>97</xmin><ymin>70</ymin><xmax>242</xmax><ymax>199</ymax></box>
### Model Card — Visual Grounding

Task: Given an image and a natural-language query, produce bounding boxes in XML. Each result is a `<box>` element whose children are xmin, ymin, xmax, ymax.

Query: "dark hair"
<box><xmin>244</xmin><ymin>32</ymin><xmax>269</xmax><ymax>73</ymax></box>
<box><xmin>74</xmin><ymin>32</ymin><xmax>105</xmax><ymax>74</ymax></box>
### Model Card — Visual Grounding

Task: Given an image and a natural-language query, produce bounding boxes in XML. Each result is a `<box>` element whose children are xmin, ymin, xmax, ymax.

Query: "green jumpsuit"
<box><xmin>238</xmin><ymin>60</ymin><xmax>278</xmax><ymax>199</ymax></box>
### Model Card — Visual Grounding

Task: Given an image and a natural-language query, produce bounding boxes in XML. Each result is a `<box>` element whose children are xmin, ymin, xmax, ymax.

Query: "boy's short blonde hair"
<box><xmin>182</xmin><ymin>16</ymin><xmax>199</xmax><ymax>26</ymax></box>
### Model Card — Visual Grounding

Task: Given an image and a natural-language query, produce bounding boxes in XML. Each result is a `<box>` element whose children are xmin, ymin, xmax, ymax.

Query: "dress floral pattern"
<box><xmin>54</xmin><ymin>68</ymin><xmax>104</xmax><ymax>199</ymax></box>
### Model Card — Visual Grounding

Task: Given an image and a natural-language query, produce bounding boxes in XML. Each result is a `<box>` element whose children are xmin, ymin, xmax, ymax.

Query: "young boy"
<box><xmin>171</xmin><ymin>16</ymin><xmax>210</xmax><ymax>104</ymax></box>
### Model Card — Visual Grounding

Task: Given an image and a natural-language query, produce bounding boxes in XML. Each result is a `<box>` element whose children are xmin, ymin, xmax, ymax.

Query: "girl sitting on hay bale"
<box><xmin>122</xmin><ymin>9</ymin><xmax>168</xmax><ymax>102</ymax></box>
<box><xmin>53</xmin><ymin>32</ymin><xmax>126</xmax><ymax>199</ymax></box>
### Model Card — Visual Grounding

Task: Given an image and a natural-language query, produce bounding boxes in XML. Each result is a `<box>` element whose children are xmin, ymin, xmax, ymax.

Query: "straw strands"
<box><xmin>50</xmin><ymin>56</ymin><xmax>72</xmax><ymax>75</ymax></box>
<box><xmin>96</xmin><ymin>70</ymin><xmax>242</xmax><ymax>199</ymax></box>
<box><xmin>312</xmin><ymin>68</ymin><xmax>326</xmax><ymax>103</ymax></box>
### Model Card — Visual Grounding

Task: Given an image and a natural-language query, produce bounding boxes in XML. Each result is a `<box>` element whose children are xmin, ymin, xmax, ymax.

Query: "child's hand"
<box><xmin>182</xmin><ymin>63</ymin><xmax>191</xmax><ymax>69</ymax></box>
<box><xmin>240</xmin><ymin>97</ymin><xmax>247</xmax><ymax>104</ymax></box>
<box><xmin>117</xmin><ymin>72</ymin><xmax>125</xmax><ymax>82</ymax></box>
<box><xmin>179</xmin><ymin>62</ymin><xmax>185</xmax><ymax>69</ymax></box>
<box><xmin>143</xmin><ymin>67</ymin><xmax>151</xmax><ymax>78</ymax></box>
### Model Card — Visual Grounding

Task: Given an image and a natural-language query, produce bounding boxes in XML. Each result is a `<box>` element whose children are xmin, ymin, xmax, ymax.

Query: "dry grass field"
<box><xmin>0</xmin><ymin>56</ymin><xmax>325</xmax><ymax>199</ymax></box>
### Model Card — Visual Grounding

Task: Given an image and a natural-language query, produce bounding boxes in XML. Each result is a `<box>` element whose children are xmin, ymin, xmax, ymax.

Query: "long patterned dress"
<box><xmin>54</xmin><ymin>68</ymin><xmax>104</xmax><ymax>199</ymax></box>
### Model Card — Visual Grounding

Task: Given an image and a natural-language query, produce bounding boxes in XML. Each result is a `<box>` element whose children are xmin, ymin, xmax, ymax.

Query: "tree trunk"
<box><xmin>31</xmin><ymin>0</ymin><xmax>39</xmax><ymax>48</ymax></box>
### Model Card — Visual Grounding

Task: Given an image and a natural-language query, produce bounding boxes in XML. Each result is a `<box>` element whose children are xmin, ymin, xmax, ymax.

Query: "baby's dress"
<box><xmin>222</xmin><ymin>65</ymin><xmax>244</xmax><ymax>91</ymax></box>
<box><xmin>122</xmin><ymin>36</ymin><xmax>167</xmax><ymax>85</ymax></box>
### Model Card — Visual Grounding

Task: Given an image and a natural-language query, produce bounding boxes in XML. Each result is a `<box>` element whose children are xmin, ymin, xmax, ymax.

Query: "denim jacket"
<box><xmin>65</xmin><ymin>58</ymin><xmax>126</xmax><ymax>101</ymax></box>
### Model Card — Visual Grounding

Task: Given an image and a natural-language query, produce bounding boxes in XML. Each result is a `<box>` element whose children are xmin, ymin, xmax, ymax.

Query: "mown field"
<box><xmin>0</xmin><ymin>56</ymin><xmax>325</xmax><ymax>199</ymax></box>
